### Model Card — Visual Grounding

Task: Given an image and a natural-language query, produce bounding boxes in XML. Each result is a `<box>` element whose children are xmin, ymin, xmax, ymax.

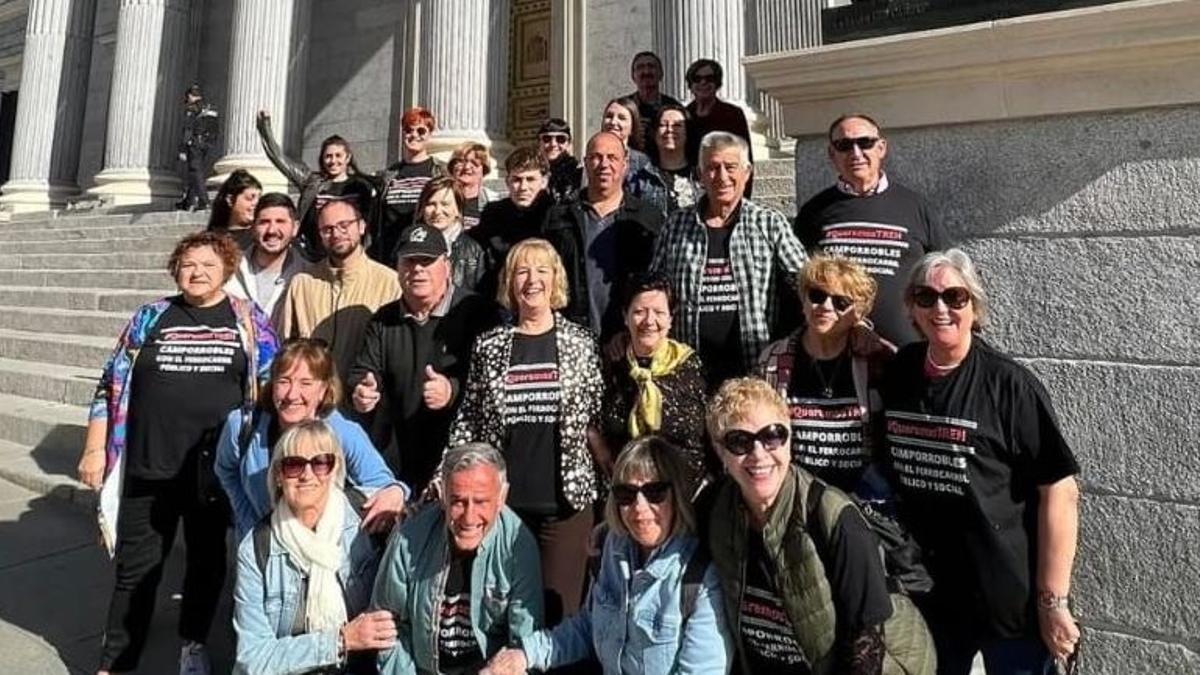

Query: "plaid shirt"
<box><xmin>652</xmin><ymin>197</ymin><xmax>808</xmax><ymax>372</ymax></box>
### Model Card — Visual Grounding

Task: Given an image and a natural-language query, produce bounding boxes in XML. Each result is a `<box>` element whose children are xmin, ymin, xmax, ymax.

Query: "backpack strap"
<box><xmin>237</xmin><ymin>405</ymin><xmax>259</xmax><ymax>459</ymax></box>
<box><xmin>679</xmin><ymin>544</ymin><xmax>711</xmax><ymax>625</ymax></box>
<box><xmin>252</xmin><ymin>515</ymin><xmax>272</xmax><ymax>578</ymax></box>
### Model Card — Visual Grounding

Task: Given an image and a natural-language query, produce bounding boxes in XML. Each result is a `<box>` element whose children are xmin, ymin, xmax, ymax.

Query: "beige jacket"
<box><xmin>280</xmin><ymin>246</ymin><xmax>400</xmax><ymax>379</ymax></box>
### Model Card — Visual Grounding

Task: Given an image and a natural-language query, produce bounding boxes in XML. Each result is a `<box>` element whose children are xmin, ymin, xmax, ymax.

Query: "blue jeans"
<box><xmin>935</xmin><ymin>633</ymin><xmax>1055</xmax><ymax>675</ymax></box>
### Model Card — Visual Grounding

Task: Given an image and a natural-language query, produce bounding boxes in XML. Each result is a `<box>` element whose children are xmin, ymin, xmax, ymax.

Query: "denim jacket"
<box><xmin>215</xmin><ymin>408</ymin><xmax>407</xmax><ymax>538</ymax></box>
<box><xmin>232</xmin><ymin>492</ymin><xmax>381</xmax><ymax>675</ymax></box>
<box><xmin>371</xmin><ymin>504</ymin><xmax>543</xmax><ymax>674</ymax></box>
<box><xmin>522</xmin><ymin>531</ymin><xmax>732</xmax><ymax>675</ymax></box>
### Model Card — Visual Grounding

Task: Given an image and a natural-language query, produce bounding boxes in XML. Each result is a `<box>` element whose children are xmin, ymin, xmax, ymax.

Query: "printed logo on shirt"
<box><xmin>438</xmin><ymin>592</ymin><xmax>475</xmax><ymax>655</ymax></box>
<box><xmin>740</xmin><ymin>585</ymin><xmax>810</xmax><ymax>667</ymax></box>
<box><xmin>700</xmin><ymin>257</ymin><xmax>739</xmax><ymax>314</ymax></box>
<box><xmin>504</xmin><ymin>362</ymin><xmax>561</xmax><ymax>425</ymax></box>
<box><xmin>819</xmin><ymin>221</ymin><xmax>911</xmax><ymax>277</ymax></box>
<box><xmin>385</xmin><ymin>175</ymin><xmax>432</xmax><ymax>207</ymax></box>
<box><xmin>789</xmin><ymin>396</ymin><xmax>866</xmax><ymax>471</ymax></box>
<box><xmin>151</xmin><ymin>325</ymin><xmax>240</xmax><ymax>374</ymax></box>
<box><xmin>885</xmin><ymin>410</ymin><xmax>978</xmax><ymax>496</ymax></box>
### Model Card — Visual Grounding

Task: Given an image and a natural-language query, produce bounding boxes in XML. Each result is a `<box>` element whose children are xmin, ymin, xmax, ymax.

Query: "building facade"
<box><xmin>0</xmin><ymin>0</ymin><xmax>823</xmax><ymax>214</ymax></box>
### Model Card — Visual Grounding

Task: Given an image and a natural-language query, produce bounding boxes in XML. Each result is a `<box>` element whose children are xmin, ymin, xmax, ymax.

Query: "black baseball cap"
<box><xmin>395</xmin><ymin>224</ymin><xmax>448</xmax><ymax>259</ymax></box>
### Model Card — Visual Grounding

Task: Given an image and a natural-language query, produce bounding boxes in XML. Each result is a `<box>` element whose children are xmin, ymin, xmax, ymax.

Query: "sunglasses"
<box><xmin>540</xmin><ymin>133</ymin><xmax>569</xmax><ymax>144</ymax></box>
<box><xmin>404</xmin><ymin>126</ymin><xmax>429</xmax><ymax>137</ymax></box>
<box><xmin>721</xmin><ymin>423</ymin><xmax>790</xmax><ymax>456</ymax></box>
<box><xmin>831</xmin><ymin>136</ymin><xmax>880</xmax><ymax>153</ymax></box>
<box><xmin>612</xmin><ymin>481</ymin><xmax>672</xmax><ymax>506</ymax></box>
<box><xmin>807</xmin><ymin>288</ymin><xmax>853</xmax><ymax>313</ymax></box>
<box><xmin>279</xmin><ymin>453</ymin><xmax>337</xmax><ymax>479</ymax></box>
<box><xmin>911</xmin><ymin>285</ymin><xmax>971</xmax><ymax>310</ymax></box>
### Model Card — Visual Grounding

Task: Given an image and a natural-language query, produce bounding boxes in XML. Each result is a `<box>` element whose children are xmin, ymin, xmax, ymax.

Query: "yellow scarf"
<box><xmin>627</xmin><ymin>338</ymin><xmax>695</xmax><ymax>438</ymax></box>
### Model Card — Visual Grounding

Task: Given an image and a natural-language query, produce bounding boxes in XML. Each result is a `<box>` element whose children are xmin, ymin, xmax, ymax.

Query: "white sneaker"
<box><xmin>179</xmin><ymin>641</ymin><xmax>211</xmax><ymax>675</ymax></box>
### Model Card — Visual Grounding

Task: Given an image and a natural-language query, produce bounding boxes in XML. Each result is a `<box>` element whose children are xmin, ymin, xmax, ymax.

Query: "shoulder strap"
<box><xmin>679</xmin><ymin>544</ymin><xmax>711</xmax><ymax>624</ymax></box>
<box><xmin>805</xmin><ymin>477</ymin><xmax>828</xmax><ymax>550</ymax></box>
<box><xmin>237</xmin><ymin>406</ymin><xmax>259</xmax><ymax>459</ymax></box>
<box><xmin>253</xmin><ymin>516</ymin><xmax>272</xmax><ymax>578</ymax></box>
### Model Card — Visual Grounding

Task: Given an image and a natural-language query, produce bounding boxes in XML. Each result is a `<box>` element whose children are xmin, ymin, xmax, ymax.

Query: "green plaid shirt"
<box><xmin>651</xmin><ymin>197</ymin><xmax>807</xmax><ymax>373</ymax></box>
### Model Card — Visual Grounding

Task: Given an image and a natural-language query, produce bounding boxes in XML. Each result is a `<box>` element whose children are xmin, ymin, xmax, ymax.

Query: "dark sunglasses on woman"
<box><xmin>910</xmin><ymin>285</ymin><xmax>971</xmax><ymax>310</ymax></box>
<box><xmin>279</xmin><ymin>453</ymin><xmax>337</xmax><ymax>479</ymax></box>
<box><xmin>612</xmin><ymin>481</ymin><xmax>672</xmax><ymax>506</ymax></box>
<box><xmin>807</xmin><ymin>288</ymin><xmax>853</xmax><ymax>313</ymax></box>
<box><xmin>721</xmin><ymin>423</ymin><xmax>790</xmax><ymax>456</ymax></box>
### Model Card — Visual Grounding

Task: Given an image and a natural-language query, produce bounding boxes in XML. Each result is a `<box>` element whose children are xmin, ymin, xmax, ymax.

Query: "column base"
<box><xmin>209</xmin><ymin>154</ymin><xmax>291</xmax><ymax>195</ymax></box>
<box><xmin>87</xmin><ymin>168</ymin><xmax>184</xmax><ymax>209</ymax></box>
<box><xmin>0</xmin><ymin>179</ymin><xmax>81</xmax><ymax>215</ymax></box>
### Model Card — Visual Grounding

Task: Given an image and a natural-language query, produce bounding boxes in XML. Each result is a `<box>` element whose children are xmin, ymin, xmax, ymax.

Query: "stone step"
<box><xmin>0</xmin><ymin>434</ymin><xmax>94</xmax><ymax>512</ymax></box>
<box><xmin>5</xmin><ymin>210</ymin><xmax>209</xmax><ymax>230</ymax></box>
<box><xmin>0</xmin><ymin>357</ymin><xmax>98</xmax><ymax>407</ymax></box>
<box><xmin>0</xmin><ymin>222</ymin><xmax>200</xmax><ymax>243</ymax></box>
<box><xmin>0</xmin><ymin>392</ymin><xmax>87</xmax><ymax>458</ymax></box>
<box><xmin>0</xmin><ymin>286</ymin><xmax>162</xmax><ymax>313</ymax></box>
<box><xmin>0</xmin><ymin>268</ymin><xmax>172</xmax><ymax>290</ymax></box>
<box><xmin>1</xmin><ymin>236</ymin><xmax>182</xmax><ymax>255</ymax></box>
<box><xmin>0</xmin><ymin>305</ymin><xmax>130</xmax><ymax>339</ymax></box>
<box><xmin>0</xmin><ymin>328</ymin><xmax>115</xmax><ymax>370</ymax></box>
<box><xmin>0</xmin><ymin>251</ymin><xmax>168</xmax><ymax>270</ymax></box>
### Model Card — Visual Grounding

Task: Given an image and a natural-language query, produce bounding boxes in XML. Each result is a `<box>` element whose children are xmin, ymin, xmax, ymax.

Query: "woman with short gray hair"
<box><xmin>882</xmin><ymin>248</ymin><xmax>1081</xmax><ymax>673</ymax></box>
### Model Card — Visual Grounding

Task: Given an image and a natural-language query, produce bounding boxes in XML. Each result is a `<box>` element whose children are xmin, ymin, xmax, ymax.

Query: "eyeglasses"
<box><xmin>540</xmin><ymin>133</ymin><xmax>569</xmax><ymax>145</ymax></box>
<box><xmin>807</xmin><ymin>288</ymin><xmax>853</xmax><ymax>313</ymax></box>
<box><xmin>318</xmin><ymin>218</ymin><xmax>359</xmax><ymax>235</ymax></box>
<box><xmin>658</xmin><ymin>121</ymin><xmax>685</xmax><ymax>131</ymax></box>
<box><xmin>279</xmin><ymin>453</ymin><xmax>337</xmax><ymax>479</ymax></box>
<box><xmin>722</xmin><ymin>423</ymin><xmax>789</xmax><ymax>456</ymax></box>
<box><xmin>691</xmin><ymin>73</ymin><xmax>717</xmax><ymax>84</ymax></box>
<box><xmin>831</xmin><ymin>136</ymin><xmax>880</xmax><ymax>153</ymax></box>
<box><xmin>911</xmin><ymin>285</ymin><xmax>971</xmax><ymax>310</ymax></box>
<box><xmin>612</xmin><ymin>481</ymin><xmax>672</xmax><ymax>506</ymax></box>
<box><xmin>404</xmin><ymin>126</ymin><xmax>430</xmax><ymax>138</ymax></box>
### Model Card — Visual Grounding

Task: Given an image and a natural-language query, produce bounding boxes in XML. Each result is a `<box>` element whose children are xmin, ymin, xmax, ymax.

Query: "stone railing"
<box><xmin>823</xmin><ymin>0</ymin><xmax>1129</xmax><ymax>43</ymax></box>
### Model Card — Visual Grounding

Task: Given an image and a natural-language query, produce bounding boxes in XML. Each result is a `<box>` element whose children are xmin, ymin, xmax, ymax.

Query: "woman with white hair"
<box><xmin>882</xmin><ymin>248</ymin><xmax>1081</xmax><ymax>674</ymax></box>
<box><xmin>233</xmin><ymin>420</ymin><xmax>395</xmax><ymax>674</ymax></box>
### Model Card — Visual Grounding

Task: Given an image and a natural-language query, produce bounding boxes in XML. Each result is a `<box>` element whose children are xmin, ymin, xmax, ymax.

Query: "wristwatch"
<box><xmin>1037</xmin><ymin>590</ymin><xmax>1070</xmax><ymax>612</ymax></box>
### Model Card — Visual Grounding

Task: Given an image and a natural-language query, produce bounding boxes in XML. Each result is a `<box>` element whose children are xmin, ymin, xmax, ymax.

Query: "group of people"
<box><xmin>78</xmin><ymin>50</ymin><xmax>1082</xmax><ymax>675</ymax></box>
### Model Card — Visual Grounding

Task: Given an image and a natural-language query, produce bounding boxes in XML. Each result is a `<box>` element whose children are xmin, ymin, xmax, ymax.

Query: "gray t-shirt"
<box><xmin>251</xmin><ymin>262</ymin><xmax>283</xmax><ymax>313</ymax></box>
<box><xmin>583</xmin><ymin>204</ymin><xmax>618</xmax><ymax>333</ymax></box>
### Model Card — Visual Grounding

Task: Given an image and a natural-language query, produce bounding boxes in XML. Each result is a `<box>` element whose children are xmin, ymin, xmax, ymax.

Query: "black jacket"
<box><xmin>470</xmin><ymin>193</ymin><xmax>554</xmax><ymax>303</ymax></box>
<box><xmin>347</xmin><ymin>286</ymin><xmax>499</xmax><ymax>492</ymax></box>
<box><xmin>542</xmin><ymin>191</ymin><xmax>663</xmax><ymax>340</ymax></box>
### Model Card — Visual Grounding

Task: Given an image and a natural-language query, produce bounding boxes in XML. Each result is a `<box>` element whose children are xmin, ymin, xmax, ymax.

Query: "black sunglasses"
<box><xmin>612</xmin><ymin>481</ymin><xmax>672</xmax><ymax>506</ymax></box>
<box><xmin>807</xmin><ymin>288</ymin><xmax>853</xmax><ymax>313</ymax></box>
<box><xmin>721</xmin><ymin>423</ymin><xmax>790</xmax><ymax>456</ymax></box>
<box><xmin>911</xmin><ymin>285</ymin><xmax>971</xmax><ymax>310</ymax></box>
<box><xmin>540</xmin><ymin>133</ymin><xmax>569</xmax><ymax>144</ymax></box>
<box><xmin>279</xmin><ymin>453</ymin><xmax>337</xmax><ymax>479</ymax></box>
<box><xmin>831</xmin><ymin>136</ymin><xmax>880</xmax><ymax>153</ymax></box>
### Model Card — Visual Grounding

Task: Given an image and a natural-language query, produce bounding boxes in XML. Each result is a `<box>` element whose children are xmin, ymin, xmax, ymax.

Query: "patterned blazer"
<box><xmin>447</xmin><ymin>313</ymin><xmax>604</xmax><ymax>511</ymax></box>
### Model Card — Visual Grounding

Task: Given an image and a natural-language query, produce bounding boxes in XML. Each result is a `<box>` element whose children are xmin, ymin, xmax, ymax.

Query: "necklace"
<box><xmin>924</xmin><ymin>349</ymin><xmax>961</xmax><ymax>376</ymax></box>
<box><xmin>809</xmin><ymin>350</ymin><xmax>847</xmax><ymax>398</ymax></box>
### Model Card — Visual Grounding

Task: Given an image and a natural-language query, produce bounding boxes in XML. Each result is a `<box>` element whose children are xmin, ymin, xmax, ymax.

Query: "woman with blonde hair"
<box><xmin>448</xmin><ymin>238</ymin><xmax>604</xmax><ymax>626</ymax></box>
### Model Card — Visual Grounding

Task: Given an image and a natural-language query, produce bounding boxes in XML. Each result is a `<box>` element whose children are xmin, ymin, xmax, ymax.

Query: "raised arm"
<box><xmin>256</xmin><ymin>110</ymin><xmax>311</xmax><ymax>188</ymax></box>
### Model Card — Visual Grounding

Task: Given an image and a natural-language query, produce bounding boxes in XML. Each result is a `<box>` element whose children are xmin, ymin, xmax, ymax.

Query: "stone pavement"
<box><xmin>0</xmin><ymin>479</ymin><xmax>235</xmax><ymax>674</ymax></box>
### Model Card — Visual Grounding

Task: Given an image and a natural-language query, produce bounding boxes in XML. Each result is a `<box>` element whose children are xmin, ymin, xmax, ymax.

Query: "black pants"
<box><xmin>182</xmin><ymin>147</ymin><xmax>208</xmax><ymax>208</ymax></box>
<box><xmin>516</xmin><ymin>507</ymin><xmax>595</xmax><ymax>627</ymax></box>
<box><xmin>99</xmin><ymin>473</ymin><xmax>229</xmax><ymax>671</ymax></box>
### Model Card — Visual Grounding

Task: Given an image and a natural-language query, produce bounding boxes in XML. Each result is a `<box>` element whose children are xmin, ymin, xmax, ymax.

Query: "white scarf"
<box><xmin>272</xmin><ymin>489</ymin><xmax>348</xmax><ymax>633</ymax></box>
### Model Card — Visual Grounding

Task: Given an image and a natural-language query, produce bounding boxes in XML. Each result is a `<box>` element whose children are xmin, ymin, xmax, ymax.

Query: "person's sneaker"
<box><xmin>179</xmin><ymin>641</ymin><xmax>211</xmax><ymax>675</ymax></box>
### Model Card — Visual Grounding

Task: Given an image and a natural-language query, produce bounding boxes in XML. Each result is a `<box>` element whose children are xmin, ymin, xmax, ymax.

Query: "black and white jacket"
<box><xmin>447</xmin><ymin>313</ymin><xmax>604</xmax><ymax>511</ymax></box>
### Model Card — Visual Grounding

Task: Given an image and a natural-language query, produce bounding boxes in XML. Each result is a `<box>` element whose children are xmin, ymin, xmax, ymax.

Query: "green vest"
<box><xmin>708</xmin><ymin>466</ymin><xmax>936</xmax><ymax>675</ymax></box>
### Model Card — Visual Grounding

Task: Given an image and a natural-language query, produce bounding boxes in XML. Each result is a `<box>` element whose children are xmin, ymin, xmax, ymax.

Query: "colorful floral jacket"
<box><xmin>89</xmin><ymin>295</ymin><xmax>278</xmax><ymax>553</ymax></box>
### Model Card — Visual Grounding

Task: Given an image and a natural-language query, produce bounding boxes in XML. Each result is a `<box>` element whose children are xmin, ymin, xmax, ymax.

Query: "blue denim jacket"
<box><xmin>371</xmin><ymin>504</ymin><xmax>543</xmax><ymax>674</ymax></box>
<box><xmin>522</xmin><ymin>531</ymin><xmax>732</xmax><ymax>675</ymax></box>
<box><xmin>232</xmin><ymin>492</ymin><xmax>380</xmax><ymax>675</ymax></box>
<box><xmin>216</xmin><ymin>408</ymin><xmax>407</xmax><ymax>538</ymax></box>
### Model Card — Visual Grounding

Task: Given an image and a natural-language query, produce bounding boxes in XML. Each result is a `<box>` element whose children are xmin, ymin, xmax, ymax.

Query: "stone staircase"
<box><xmin>753</xmin><ymin>157</ymin><xmax>797</xmax><ymax>218</ymax></box>
<box><xmin>0</xmin><ymin>211</ymin><xmax>207</xmax><ymax>511</ymax></box>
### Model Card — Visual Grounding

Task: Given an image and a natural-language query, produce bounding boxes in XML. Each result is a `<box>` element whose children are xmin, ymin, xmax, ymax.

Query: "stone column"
<box><xmin>88</xmin><ymin>0</ymin><xmax>192</xmax><ymax>208</ymax></box>
<box><xmin>418</xmin><ymin>0</ymin><xmax>511</xmax><ymax>162</ymax></box>
<box><xmin>749</xmin><ymin>0</ymin><xmax>824</xmax><ymax>153</ymax></box>
<box><xmin>210</xmin><ymin>0</ymin><xmax>312</xmax><ymax>193</ymax></box>
<box><xmin>0</xmin><ymin>0</ymin><xmax>96</xmax><ymax>214</ymax></box>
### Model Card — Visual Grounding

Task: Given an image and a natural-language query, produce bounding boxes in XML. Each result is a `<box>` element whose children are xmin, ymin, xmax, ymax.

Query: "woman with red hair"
<box><xmin>368</xmin><ymin>107</ymin><xmax>446</xmax><ymax>264</ymax></box>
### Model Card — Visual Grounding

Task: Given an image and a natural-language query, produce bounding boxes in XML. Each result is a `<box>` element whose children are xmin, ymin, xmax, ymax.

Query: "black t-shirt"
<box><xmin>375</xmin><ymin>159</ymin><xmax>437</xmax><ymax>262</ymax></box>
<box><xmin>881</xmin><ymin>338</ymin><xmax>1079</xmax><ymax>639</ymax></box>
<box><xmin>794</xmin><ymin>183</ymin><xmax>948</xmax><ymax>346</ymax></box>
<box><xmin>316</xmin><ymin>176</ymin><xmax>375</xmax><ymax>216</ymax></box>
<box><xmin>697</xmin><ymin>226</ymin><xmax>742</xmax><ymax>387</ymax></box>
<box><xmin>786</xmin><ymin>350</ymin><xmax>867</xmax><ymax>493</ymax></box>
<box><xmin>438</xmin><ymin>551</ymin><xmax>485</xmax><ymax>674</ymax></box>
<box><xmin>739</xmin><ymin>515</ymin><xmax>892</xmax><ymax>673</ymax></box>
<box><xmin>503</xmin><ymin>329</ymin><xmax>563</xmax><ymax>515</ymax></box>
<box><xmin>126</xmin><ymin>298</ymin><xmax>247</xmax><ymax>479</ymax></box>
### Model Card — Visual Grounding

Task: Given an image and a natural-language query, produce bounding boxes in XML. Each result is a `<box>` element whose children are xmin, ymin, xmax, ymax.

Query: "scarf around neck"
<box><xmin>627</xmin><ymin>338</ymin><xmax>695</xmax><ymax>437</ymax></box>
<box><xmin>272</xmin><ymin>488</ymin><xmax>348</xmax><ymax>633</ymax></box>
